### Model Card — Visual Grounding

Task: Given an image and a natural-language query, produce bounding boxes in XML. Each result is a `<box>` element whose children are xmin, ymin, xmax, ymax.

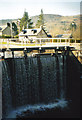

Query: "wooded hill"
<box><xmin>0</xmin><ymin>14</ymin><xmax>80</xmax><ymax>38</ymax></box>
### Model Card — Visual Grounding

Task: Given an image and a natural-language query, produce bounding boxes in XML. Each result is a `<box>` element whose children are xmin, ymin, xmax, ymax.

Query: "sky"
<box><xmin>0</xmin><ymin>0</ymin><xmax>81</xmax><ymax>20</ymax></box>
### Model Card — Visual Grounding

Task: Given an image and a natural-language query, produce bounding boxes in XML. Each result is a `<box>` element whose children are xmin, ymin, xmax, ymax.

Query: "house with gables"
<box><xmin>0</xmin><ymin>23</ymin><xmax>17</xmax><ymax>37</ymax></box>
<box><xmin>19</xmin><ymin>26</ymin><xmax>52</xmax><ymax>42</ymax></box>
<box><xmin>0</xmin><ymin>26</ymin><xmax>12</xmax><ymax>37</ymax></box>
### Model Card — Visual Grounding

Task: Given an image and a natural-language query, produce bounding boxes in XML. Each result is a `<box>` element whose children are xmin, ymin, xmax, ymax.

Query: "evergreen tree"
<box><xmin>7</xmin><ymin>22</ymin><xmax>11</xmax><ymax>27</ymax></box>
<box><xmin>36</xmin><ymin>9</ymin><xmax>44</xmax><ymax>28</ymax></box>
<box><xmin>12</xmin><ymin>22</ymin><xmax>18</xmax><ymax>35</ymax></box>
<box><xmin>70</xmin><ymin>22</ymin><xmax>77</xmax><ymax>31</ymax></box>
<box><xmin>70</xmin><ymin>21</ymin><xmax>77</xmax><ymax>37</ymax></box>
<box><xmin>20</xmin><ymin>11</ymin><xmax>33</xmax><ymax>31</ymax></box>
<box><xmin>7</xmin><ymin>22</ymin><xmax>18</xmax><ymax>35</ymax></box>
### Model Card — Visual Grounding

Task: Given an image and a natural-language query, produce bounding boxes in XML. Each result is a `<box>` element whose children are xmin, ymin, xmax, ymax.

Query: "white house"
<box><xmin>19</xmin><ymin>26</ymin><xmax>50</xmax><ymax>42</ymax></box>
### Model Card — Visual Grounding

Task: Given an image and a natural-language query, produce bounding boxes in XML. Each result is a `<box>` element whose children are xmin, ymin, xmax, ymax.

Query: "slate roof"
<box><xmin>19</xmin><ymin>27</ymin><xmax>47</xmax><ymax>36</ymax></box>
<box><xmin>56</xmin><ymin>34</ymin><xmax>71</xmax><ymax>38</ymax></box>
<box><xmin>0</xmin><ymin>25</ymin><xmax>7</xmax><ymax>32</ymax></box>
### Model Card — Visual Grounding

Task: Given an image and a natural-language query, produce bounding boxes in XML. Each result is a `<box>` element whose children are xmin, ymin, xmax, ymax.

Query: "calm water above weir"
<box><xmin>2</xmin><ymin>53</ymin><xmax>80</xmax><ymax>118</ymax></box>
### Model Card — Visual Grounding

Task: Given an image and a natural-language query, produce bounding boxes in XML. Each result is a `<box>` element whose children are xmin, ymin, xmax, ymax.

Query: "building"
<box><xmin>0</xmin><ymin>25</ymin><xmax>17</xmax><ymax>37</ymax></box>
<box><xmin>19</xmin><ymin>26</ymin><xmax>51</xmax><ymax>42</ymax></box>
<box><xmin>56</xmin><ymin>34</ymin><xmax>72</xmax><ymax>38</ymax></box>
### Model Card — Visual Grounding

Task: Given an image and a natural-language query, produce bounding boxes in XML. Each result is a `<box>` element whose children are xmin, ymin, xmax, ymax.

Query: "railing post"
<box><xmin>57</xmin><ymin>39</ymin><xmax>58</xmax><ymax>49</ymax></box>
<box><xmin>12</xmin><ymin>51</ymin><xmax>14</xmax><ymax>58</ymax></box>
<box><xmin>24</xmin><ymin>38</ymin><xmax>26</xmax><ymax>50</ymax></box>
<box><xmin>52</xmin><ymin>39</ymin><xmax>53</xmax><ymax>43</ymax></box>
<box><xmin>67</xmin><ymin>39</ymin><xmax>69</xmax><ymax>46</ymax></box>
<box><xmin>1</xmin><ymin>39</ymin><xmax>2</xmax><ymax>50</ymax></box>
<box><xmin>40</xmin><ymin>39</ymin><xmax>41</xmax><ymax>46</ymax></box>
<box><xmin>27</xmin><ymin>38</ymin><xmax>28</xmax><ymax>44</ymax></box>
<box><xmin>35</xmin><ymin>39</ymin><xmax>37</xmax><ymax>46</ymax></box>
<box><xmin>24</xmin><ymin>50</ymin><xmax>27</xmax><ymax>58</ymax></box>
<box><xmin>75</xmin><ymin>39</ymin><xmax>77</xmax><ymax>49</ymax></box>
<box><xmin>21</xmin><ymin>39</ymin><xmax>23</xmax><ymax>46</ymax></box>
<box><xmin>7</xmin><ymin>39</ymin><xmax>9</xmax><ymax>50</ymax></box>
<box><xmin>3</xmin><ymin>51</ymin><xmax>5</xmax><ymax>59</ymax></box>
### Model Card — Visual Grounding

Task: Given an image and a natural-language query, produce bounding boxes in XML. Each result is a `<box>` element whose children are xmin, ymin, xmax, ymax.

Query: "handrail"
<box><xmin>30</xmin><ymin>38</ymin><xmax>74</xmax><ymax>40</ymax></box>
<box><xmin>0</xmin><ymin>38</ymin><xmax>80</xmax><ymax>50</ymax></box>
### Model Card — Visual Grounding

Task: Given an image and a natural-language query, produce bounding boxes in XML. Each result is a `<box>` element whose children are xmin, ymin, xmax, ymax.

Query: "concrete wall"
<box><xmin>0</xmin><ymin>61</ymin><xmax>2</xmax><ymax>120</ymax></box>
<box><xmin>66</xmin><ymin>51</ymin><xmax>80</xmax><ymax>117</ymax></box>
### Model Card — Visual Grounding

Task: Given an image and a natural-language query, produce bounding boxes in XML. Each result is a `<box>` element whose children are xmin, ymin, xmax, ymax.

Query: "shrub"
<box><xmin>14</xmin><ymin>35</ymin><xmax>19</xmax><ymax>38</ymax></box>
<box><xmin>76</xmin><ymin>40</ymin><xmax>80</xmax><ymax>43</ymax></box>
<box><xmin>70</xmin><ymin>39</ymin><xmax>75</xmax><ymax>43</ymax></box>
<box><xmin>61</xmin><ymin>39</ymin><xmax>65</xmax><ymax>42</ymax></box>
<box><xmin>2</xmin><ymin>35</ymin><xmax>11</xmax><ymax>38</ymax></box>
<box><xmin>53</xmin><ymin>39</ymin><xmax>57</xmax><ymax>42</ymax></box>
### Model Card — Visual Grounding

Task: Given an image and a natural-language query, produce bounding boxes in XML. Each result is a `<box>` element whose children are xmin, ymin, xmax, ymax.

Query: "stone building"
<box><xmin>0</xmin><ymin>25</ymin><xmax>17</xmax><ymax>37</ymax></box>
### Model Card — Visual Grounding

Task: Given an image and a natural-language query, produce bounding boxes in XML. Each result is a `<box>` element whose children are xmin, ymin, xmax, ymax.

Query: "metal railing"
<box><xmin>0</xmin><ymin>38</ymin><xmax>80</xmax><ymax>50</ymax></box>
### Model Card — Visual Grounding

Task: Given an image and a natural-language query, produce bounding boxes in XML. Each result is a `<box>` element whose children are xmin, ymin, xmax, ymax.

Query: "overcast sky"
<box><xmin>0</xmin><ymin>0</ymin><xmax>81</xmax><ymax>20</ymax></box>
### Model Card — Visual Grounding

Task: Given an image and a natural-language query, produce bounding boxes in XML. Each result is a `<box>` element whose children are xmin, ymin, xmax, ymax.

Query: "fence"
<box><xmin>0</xmin><ymin>38</ymin><xmax>80</xmax><ymax>50</ymax></box>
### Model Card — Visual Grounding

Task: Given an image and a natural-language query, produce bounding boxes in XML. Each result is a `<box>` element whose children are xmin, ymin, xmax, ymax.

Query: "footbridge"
<box><xmin>0</xmin><ymin>38</ymin><xmax>81</xmax><ymax>59</ymax></box>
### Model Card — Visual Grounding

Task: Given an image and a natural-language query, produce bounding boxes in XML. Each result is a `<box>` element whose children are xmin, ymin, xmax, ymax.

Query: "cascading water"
<box><xmin>2</xmin><ymin>54</ymin><xmax>68</xmax><ymax>118</ymax></box>
<box><xmin>2</xmin><ymin>60</ymin><xmax>12</xmax><ymax>116</ymax></box>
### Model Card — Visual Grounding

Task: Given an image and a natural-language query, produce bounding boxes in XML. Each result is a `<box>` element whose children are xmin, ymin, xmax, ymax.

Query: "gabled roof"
<box><xmin>62</xmin><ymin>34</ymin><xmax>71</xmax><ymax>38</ymax></box>
<box><xmin>0</xmin><ymin>25</ymin><xmax>7</xmax><ymax>32</ymax></box>
<box><xmin>19</xmin><ymin>26</ymin><xmax>47</xmax><ymax>36</ymax></box>
<box><xmin>56</xmin><ymin>34</ymin><xmax>71</xmax><ymax>38</ymax></box>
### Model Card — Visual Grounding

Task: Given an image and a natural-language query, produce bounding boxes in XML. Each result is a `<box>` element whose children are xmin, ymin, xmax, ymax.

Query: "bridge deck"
<box><xmin>0</xmin><ymin>46</ymin><xmax>74</xmax><ymax>52</ymax></box>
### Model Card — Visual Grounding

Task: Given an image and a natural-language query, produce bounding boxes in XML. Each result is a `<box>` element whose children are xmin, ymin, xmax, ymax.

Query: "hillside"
<box><xmin>31</xmin><ymin>14</ymin><xmax>80</xmax><ymax>37</ymax></box>
<box><xmin>0</xmin><ymin>14</ymin><xmax>80</xmax><ymax>37</ymax></box>
<box><xmin>0</xmin><ymin>19</ymin><xmax>18</xmax><ymax>26</ymax></box>
<box><xmin>31</xmin><ymin>14</ymin><xmax>62</xmax><ymax>24</ymax></box>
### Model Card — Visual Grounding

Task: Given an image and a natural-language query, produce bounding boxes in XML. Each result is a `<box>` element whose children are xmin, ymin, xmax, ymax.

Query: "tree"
<box><xmin>12</xmin><ymin>22</ymin><xmax>18</xmax><ymax>35</ymax></box>
<box><xmin>20</xmin><ymin>11</ymin><xmax>33</xmax><ymax>31</ymax></box>
<box><xmin>7</xmin><ymin>22</ymin><xmax>10</xmax><ymax>27</ymax></box>
<box><xmin>36</xmin><ymin>9</ymin><xmax>44</xmax><ymax>28</ymax></box>
<box><xmin>7</xmin><ymin>22</ymin><xmax>18</xmax><ymax>36</ymax></box>
<box><xmin>70</xmin><ymin>21</ymin><xmax>77</xmax><ymax>38</ymax></box>
<box><xmin>70</xmin><ymin>21</ymin><xmax>77</xmax><ymax>31</ymax></box>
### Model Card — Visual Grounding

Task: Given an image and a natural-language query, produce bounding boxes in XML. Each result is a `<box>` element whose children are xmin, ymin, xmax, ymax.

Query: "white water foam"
<box><xmin>7</xmin><ymin>99</ymin><xmax>68</xmax><ymax>118</ymax></box>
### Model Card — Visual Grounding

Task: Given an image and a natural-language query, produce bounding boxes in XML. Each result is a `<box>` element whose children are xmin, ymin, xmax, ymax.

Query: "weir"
<box><xmin>0</xmin><ymin>46</ymin><xmax>74</xmax><ymax>59</ymax></box>
<box><xmin>1</xmin><ymin>50</ymin><xmax>80</xmax><ymax>118</ymax></box>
